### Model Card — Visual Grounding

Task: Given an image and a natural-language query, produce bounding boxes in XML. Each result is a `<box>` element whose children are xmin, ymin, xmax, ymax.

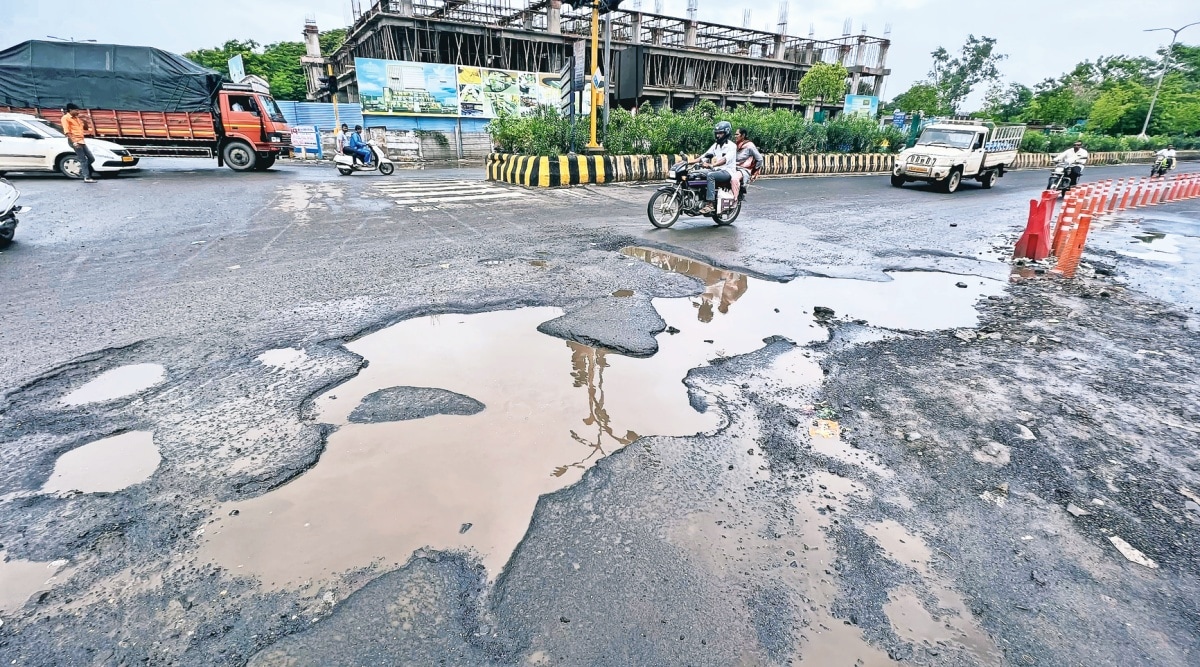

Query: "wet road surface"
<box><xmin>1</xmin><ymin>158</ymin><xmax>1198</xmax><ymax>665</ymax></box>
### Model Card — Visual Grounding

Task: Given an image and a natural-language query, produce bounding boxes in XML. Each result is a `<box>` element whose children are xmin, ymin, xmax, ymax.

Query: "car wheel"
<box><xmin>57</xmin><ymin>154</ymin><xmax>84</xmax><ymax>179</ymax></box>
<box><xmin>890</xmin><ymin>173</ymin><xmax>905</xmax><ymax>188</ymax></box>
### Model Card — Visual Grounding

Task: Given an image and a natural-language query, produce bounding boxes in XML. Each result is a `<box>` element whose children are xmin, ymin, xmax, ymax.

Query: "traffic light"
<box><xmin>563</xmin><ymin>0</ymin><xmax>624</xmax><ymax>12</ymax></box>
<box><xmin>322</xmin><ymin>76</ymin><xmax>338</xmax><ymax>95</ymax></box>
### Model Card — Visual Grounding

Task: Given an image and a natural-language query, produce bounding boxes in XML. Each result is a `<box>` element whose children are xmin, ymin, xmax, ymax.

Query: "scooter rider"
<box><xmin>1052</xmin><ymin>140</ymin><xmax>1088</xmax><ymax>187</ymax></box>
<box><xmin>347</xmin><ymin>125</ymin><xmax>372</xmax><ymax>166</ymax></box>
<box><xmin>1155</xmin><ymin>144</ymin><xmax>1177</xmax><ymax>171</ymax></box>
<box><xmin>698</xmin><ymin>121</ymin><xmax>738</xmax><ymax>214</ymax></box>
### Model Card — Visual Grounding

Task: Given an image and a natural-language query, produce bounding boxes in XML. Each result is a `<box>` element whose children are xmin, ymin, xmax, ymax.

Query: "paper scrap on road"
<box><xmin>1108</xmin><ymin>536</ymin><xmax>1158</xmax><ymax>569</ymax></box>
<box><xmin>809</xmin><ymin>419</ymin><xmax>840</xmax><ymax>438</ymax></box>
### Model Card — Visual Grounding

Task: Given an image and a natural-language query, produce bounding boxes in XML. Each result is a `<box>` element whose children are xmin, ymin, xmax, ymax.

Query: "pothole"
<box><xmin>0</xmin><ymin>553</ymin><xmax>74</xmax><ymax>613</ymax></box>
<box><xmin>256</xmin><ymin>348</ymin><xmax>310</xmax><ymax>371</ymax></box>
<box><xmin>202</xmin><ymin>248</ymin><xmax>1003</xmax><ymax>587</ymax></box>
<box><xmin>59</xmin><ymin>363</ymin><xmax>166</xmax><ymax>406</ymax></box>
<box><xmin>41</xmin><ymin>431</ymin><xmax>161</xmax><ymax>494</ymax></box>
<box><xmin>621</xmin><ymin>247</ymin><xmax>1005</xmax><ymax>331</ymax></box>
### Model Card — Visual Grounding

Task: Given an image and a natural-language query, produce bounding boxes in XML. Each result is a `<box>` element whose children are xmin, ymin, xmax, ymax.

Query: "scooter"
<box><xmin>334</xmin><ymin>141</ymin><xmax>395</xmax><ymax>176</ymax></box>
<box><xmin>0</xmin><ymin>178</ymin><xmax>27</xmax><ymax>247</ymax></box>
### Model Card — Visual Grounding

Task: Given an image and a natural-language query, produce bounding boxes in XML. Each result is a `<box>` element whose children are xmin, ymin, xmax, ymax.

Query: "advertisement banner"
<box><xmin>842</xmin><ymin>95</ymin><xmax>880</xmax><ymax>119</ymax></box>
<box><xmin>228</xmin><ymin>54</ymin><xmax>245</xmax><ymax>82</ymax></box>
<box><xmin>355</xmin><ymin>57</ymin><xmax>560</xmax><ymax>118</ymax></box>
<box><xmin>289</xmin><ymin>125</ymin><xmax>320</xmax><ymax>150</ymax></box>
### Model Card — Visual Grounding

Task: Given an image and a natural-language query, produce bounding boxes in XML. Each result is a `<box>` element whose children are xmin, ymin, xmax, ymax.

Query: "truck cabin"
<box><xmin>916</xmin><ymin>127</ymin><xmax>987</xmax><ymax>151</ymax></box>
<box><xmin>220</xmin><ymin>92</ymin><xmax>286</xmax><ymax>125</ymax></box>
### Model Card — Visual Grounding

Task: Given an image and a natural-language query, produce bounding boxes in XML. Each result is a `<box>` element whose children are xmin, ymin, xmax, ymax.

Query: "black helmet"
<box><xmin>714</xmin><ymin>120</ymin><xmax>732</xmax><ymax>144</ymax></box>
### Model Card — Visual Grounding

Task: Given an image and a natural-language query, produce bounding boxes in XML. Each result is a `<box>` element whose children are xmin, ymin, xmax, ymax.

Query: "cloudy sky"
<box><xmin>2</xmin><ymin>0</ymin><xmax>1196</xmax><ymax>109</ymax></box>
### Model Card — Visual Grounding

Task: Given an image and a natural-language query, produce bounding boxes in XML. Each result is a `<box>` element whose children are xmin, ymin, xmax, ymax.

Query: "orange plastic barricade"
<box><xmin>1013</xmin><ymin>190</ymin><xmax>1058</xmax><ymax>261</ymax></box>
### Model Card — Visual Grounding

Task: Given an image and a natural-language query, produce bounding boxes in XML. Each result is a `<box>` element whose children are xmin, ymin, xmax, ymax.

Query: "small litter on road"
<box><xmin>1108</xmin><ymin>536</ymin><xmax>1158</xmax><ymax>569</ymax></box>
<box><xmin>809</xmin><ymin>419</ymin><xmax>840</xmax><ymax>439</ymax></box>
<box><xmin>1066</xmin><ymin>503</ymin><xmax>1090</xmax><ymax>517</ymax></box>
<box><xmin>1016</xmin><ymin>424</ymin><xmax>1036</xmax><ymax>441</ymax></box>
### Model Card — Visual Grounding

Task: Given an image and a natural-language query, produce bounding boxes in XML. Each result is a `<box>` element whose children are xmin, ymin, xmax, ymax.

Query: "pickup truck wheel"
<box><xmin>980</xmin><ymin>170</ymin><xmax>996</xmax><ymax>189</ymax></box>
<box><xmin>890</xmin><ymin>173</ymin><xmax>906</xmax><ymax>188</ymax></box>
<box><xmin>940</xmin><ymin>169</ymin><xmax>962</xmax><ymax>193</ymax></box>
<box><xmin>222</xmin><ymin>142</ymin><xmax>257</xmax><ymax>172</ymax></box>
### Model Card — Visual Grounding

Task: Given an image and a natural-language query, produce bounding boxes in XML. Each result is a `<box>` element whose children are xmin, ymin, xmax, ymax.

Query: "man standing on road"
<box><xmin>1052</xmin><ymin>140</ymin><xmax>1088</xmax><ymax>188</ymax></box>
<box><xmin>61</xmin><ymin>103</ymin><xmax>96</xmax><ymax>183</ymax></box>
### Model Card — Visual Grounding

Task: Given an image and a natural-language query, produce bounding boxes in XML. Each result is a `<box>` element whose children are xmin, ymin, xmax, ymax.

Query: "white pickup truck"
<box><xmin>891</xmin><ymin>120</ymin><xmax>1026</xmax><ymax>193</ymax></box>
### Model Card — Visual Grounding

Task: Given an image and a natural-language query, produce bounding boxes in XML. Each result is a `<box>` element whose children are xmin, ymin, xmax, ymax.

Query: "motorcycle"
<box><xmin>647</xmin><ymin>161</ymin><xmax>744</xmax><ymax>229</ymax></box>
<box><xmin>0</xmin><ymin>178</ymin><xmax>27</xmax><ymax>247</ymax></box>
<box><xmin>1150</xmin><ymin>156</ymin><xmax>1174</xmax><ymax>178</ymax></box>
<box><xmin>1047</xmin><ymin>162</ymin><xmax>1079</xmax><ymax>197</ymax></box>
<box><xmin>334</xmin><ymin>140</ymin><xmax>395</xmax><ymax>176</ymax></box>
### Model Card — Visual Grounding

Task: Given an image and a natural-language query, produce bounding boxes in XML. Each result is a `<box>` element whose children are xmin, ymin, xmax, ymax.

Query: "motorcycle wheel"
<box><xmin>713</xmin><ymin>201</ymin><xmax>741</xmax><ymax>226</ymax></box>
<box><xmin>379</xmin><ymin>162</ymin><xmax>395</xmax><ymax>175</ymax></box>
<box><xmin>647</xmin><ymin>190</ymin><xmax>682</xmax><ymax>229</ymax></box>
<box><xmin>337</xmin><ymin>166</ymin><xmax>353</xmax><ymax>176</ymax></box>
<box><xmin>0</xmin><ymin>225</ymin><xmax>14</xmax><ymax>247</ymax></box>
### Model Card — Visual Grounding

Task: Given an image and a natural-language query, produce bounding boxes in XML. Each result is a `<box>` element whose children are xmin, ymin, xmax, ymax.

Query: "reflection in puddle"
<box><xmin>204</xmin><ymin>248</ymin><xmax>1001</xmax><ymax>587</ymax></box>
<box><xmin>41</xmin><ymin>431</ymin><xmax>160</xmax><ymax>494</ymax></box>
<box><xmin>622</xmin><ymin>247</ymin><xmax>1005</xmax><ymax>331</ymax></box>
<box><xmin>0</xmin><ymin>553</ymin><xmax>73</xmax><ymax>612</ymax></box>
<box><xmin>60</xmin><ymin>363</ymin><xmax>166</xmax><ymax>406</ymax></box>
<box><xmin>610</xmin><ymin>289</ymin><xmax>634</xmax><ymax>298</ymax></box>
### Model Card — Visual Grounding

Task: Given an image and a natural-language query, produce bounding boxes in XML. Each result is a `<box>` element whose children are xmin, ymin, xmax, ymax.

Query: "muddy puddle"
<box><xmin>41</xmin><ymin>431</ymin><xmax>160</xmax><ymax>494</ymax></box>
<box><xmin>60</xmin><ymin>363</ymin><xmax>166</xmax><ymax>406</ymax></box>
<box><xmin>0</xmin><ymin>553</ymin><xmax>73</xmax><ymax>612</ymax></box>
<box><xmin>203</xmin><ymin>248</ymin><xmax>1003</xmax><ymax>587</ymax></box>
<box><xmin>621</xmin><ymin>247</ymin><xmax>1006</xmax><ymax>331</ymax></box>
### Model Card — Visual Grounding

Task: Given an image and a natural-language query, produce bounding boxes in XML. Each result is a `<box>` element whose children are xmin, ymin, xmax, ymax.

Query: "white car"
<box><xmin>0</xmin><ymin>112</ymin><xmax>139</xmax><ymax>179</ymax></box>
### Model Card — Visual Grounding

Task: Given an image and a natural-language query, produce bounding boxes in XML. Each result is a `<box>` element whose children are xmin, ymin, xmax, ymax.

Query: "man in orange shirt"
<box><xmin>62</xmin><ymin>103</ymin><xmax>97</xmax><ymax>183</ymax></box>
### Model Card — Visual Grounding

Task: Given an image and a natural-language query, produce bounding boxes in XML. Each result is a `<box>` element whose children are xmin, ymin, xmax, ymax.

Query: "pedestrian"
<box><xmin>62</xmin><ymin>103</ymin><xmax>96</xmax><ymax>183</ymax></box>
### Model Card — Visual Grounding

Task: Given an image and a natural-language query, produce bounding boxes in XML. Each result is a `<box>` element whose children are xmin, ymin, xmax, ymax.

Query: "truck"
<box><xmin>890</xmin><ymin>120</ymin><xmax>1025</xmax><ymax>193</ymax></box>
<box><xmin>0</xmin><ymin>40</ymin><xmax>290</xmax><ymax>174</ymax></box>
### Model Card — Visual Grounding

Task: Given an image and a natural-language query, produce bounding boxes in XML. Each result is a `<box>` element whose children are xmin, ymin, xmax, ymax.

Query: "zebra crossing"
<box><xmin>372</xmin><ymin>179</ymin><xmax>531</xmax><ymax>209</ymax></box>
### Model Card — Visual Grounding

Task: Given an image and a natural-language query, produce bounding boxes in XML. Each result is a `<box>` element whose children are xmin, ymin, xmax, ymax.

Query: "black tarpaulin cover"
<box><xmin>0</xmin><ymin>40</ymin><xmax>224</xmax><ymax>112</ymax></box>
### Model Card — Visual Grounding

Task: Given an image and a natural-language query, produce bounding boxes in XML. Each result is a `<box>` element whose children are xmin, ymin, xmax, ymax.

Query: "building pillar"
<box><xmin>685</xmin><ymin>21</ymin><xmax>697</xmax><ymax>48</ymax></box>
<box><xmin>631</xmin><ymin>12</ymin><xmax>642</xmax><ymax>43</ymax></box>
<box><xmin>398</xmin><ymin>0</ymin><xmax>414</xmax><ymax>16</ymax></box>
<box><xmin>773</xmin><ymin>35</ymin><xmax>785</xmax><ymax>61</ymax></box>
<box><xmin>548</xmin><ymin>0</ymin><xmax>562</xmax><ymax>35</ymax></box>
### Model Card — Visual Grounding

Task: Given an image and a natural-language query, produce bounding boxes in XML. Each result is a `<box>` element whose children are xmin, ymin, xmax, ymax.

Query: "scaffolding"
<box><xmin>315</xmin><ymin>0</ymin><xmax>891</xmax><ymax>110</ymax></box>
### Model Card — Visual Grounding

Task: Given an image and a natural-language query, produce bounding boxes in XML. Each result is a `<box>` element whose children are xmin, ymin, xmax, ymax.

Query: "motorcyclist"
<box><xmin>732</xmin><ymin>127</ymin><xmax>764</xmax><ymax>200</ymax></box>
<box><xmin>1155</xmin><ymin>144</ymin><xmax>1177</xmax><ymax>172</ymax></box>
<box><xmin>1051</xmin><ymin>140</ymin><xmax>1088</xmax><ymax>187</ymax></box>
<box><xmin>698</xmin><ymin>121</ymin><xmax>738</xmax><ymax>214</ymax></box>
<box><xmin>347</xmin><ymin>125</ymin><xmax>372</xmax><ymax>166</ymax></box>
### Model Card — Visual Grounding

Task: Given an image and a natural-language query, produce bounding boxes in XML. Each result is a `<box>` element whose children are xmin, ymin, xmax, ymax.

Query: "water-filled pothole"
<box><xmin>60</xmin><ymin>363</ymin><xmax>166</xmax><ymax>406</ymax></box>
<box><xmin>41</xmin><ymin>431</ymin><xmax>161</xmax><ymax>494</ymax></box>
<box><xmin>0</xmin><ymin>553</ymin><xmax>73</xmax><ymax>612</ymax></box>
<box><xmin>203</xmin><ymin>248</ymin><xmax>1002</xmax><ymax>586</ymax></box>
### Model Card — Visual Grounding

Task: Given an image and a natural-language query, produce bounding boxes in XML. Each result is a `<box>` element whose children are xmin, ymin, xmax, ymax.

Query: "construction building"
<box><xmin>301</xmin><ymin>0</ymin><xmax>892</xmax><ymax>156</ymax></box>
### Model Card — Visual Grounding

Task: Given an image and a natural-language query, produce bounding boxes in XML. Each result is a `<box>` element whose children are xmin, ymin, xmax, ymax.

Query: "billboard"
<box><xmin>355</xmin><ymin>57</ymin><xmax>561</xmax><ymax>118</ymax></box>
<box><xmin>842</xmin><ymin>95</ymin><xmax>880</xmax><ymax>119</ymax></box>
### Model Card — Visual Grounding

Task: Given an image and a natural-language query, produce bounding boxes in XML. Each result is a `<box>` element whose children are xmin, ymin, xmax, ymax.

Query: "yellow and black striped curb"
<box><xmin>487</xmin><ymin>150</ymin><xmax>1200</xmax><ymax>187</ymax></box>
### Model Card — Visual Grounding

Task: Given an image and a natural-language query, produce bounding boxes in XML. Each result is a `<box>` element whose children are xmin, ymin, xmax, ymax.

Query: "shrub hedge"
<box><xmin>488</xmin><ymin>102</ymin><xmax>1198</xmax><ymax>157</ymax></box>
<box><xmin>488</xmin><ymin>101</ymin><xmax>905</xmax><ymax>157</ymax></box>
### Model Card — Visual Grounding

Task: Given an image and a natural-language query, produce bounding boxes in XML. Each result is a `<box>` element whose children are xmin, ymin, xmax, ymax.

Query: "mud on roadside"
<box><xmin>818</xmin><ymin>271</ymin><xmax>1200</xmax><ymax>666</ymax></box>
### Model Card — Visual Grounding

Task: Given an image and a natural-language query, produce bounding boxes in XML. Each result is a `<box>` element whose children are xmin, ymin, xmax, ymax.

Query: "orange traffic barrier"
<box><xmin>1053</xmin><ymin>212</ymin><xmax>1094</xmax><ymax>279</ymax></box>
<box><xmin>1013</xmin><ymin>190</ymin><xmax>1058</xmax><ymax>260</ymax></box>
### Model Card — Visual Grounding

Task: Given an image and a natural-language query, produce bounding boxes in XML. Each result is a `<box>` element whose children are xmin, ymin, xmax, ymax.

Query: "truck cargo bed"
<box><xmin>1</xmin><ymin>106</ymin><xmax>219</xmax><ymax>158</ymax></box>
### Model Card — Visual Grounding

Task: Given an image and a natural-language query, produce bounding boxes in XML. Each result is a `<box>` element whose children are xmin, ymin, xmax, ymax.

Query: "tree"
<box><xmin>1087</xmin><ymin>80</ymin><xmax>1147</xmax><ymax>133</ymax></box>
<box><xmin>981</xmin><ymin>83</ymin><xmax>1032</xmax><ymax>121</ymax></box>
<box><xmin>889</xmin><ymin>83</ymin><xmax>941</xmax><ymax>114</ymax></box>
<box><xmin>929</xmin><ymin>35</ymin><xmax>1006</xmax><ymax>113</ymax></box>
<box><xmin>184</xmin><ymin>29</ymin><xmax>347</xmax><ymax>101</ymax></box>
<box><xmin>797</xmin><ymin>62</ymin><xmax>849</xmax><ymax>106</ymax></box>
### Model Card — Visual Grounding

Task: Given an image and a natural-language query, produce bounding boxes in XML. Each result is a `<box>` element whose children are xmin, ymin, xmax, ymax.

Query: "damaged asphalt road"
<box><xmin>1</xmin><ymin>160</ymin><xmax>1198</xmax><ymax>665</ymax></box>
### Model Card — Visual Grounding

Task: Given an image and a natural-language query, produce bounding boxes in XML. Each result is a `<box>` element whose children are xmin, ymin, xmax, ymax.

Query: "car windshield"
<box><xmin>259</xmin><ymin>95</ymin><xmax>287</xmax><ymax>123</ymax></box>
<box><xmin>27</xmin><ymin>119</ymin><xmax>65</xmax><ymax>138</ymax></box>
<box><xmin>916</xmin><ymin>129</ymin><xmax>974</xmax><ymax>149</ymax></box>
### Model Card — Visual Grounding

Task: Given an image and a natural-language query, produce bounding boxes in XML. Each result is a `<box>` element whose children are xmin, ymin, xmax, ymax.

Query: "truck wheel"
<box><xmin>222</xmin><ymin>142</ymin><xmax>257</xmax><ymax>172</ymax></box>
<box><xmin>980</xmin><ymin>170</ymin><xmax>996</xmax><ymax>189</ymax></box>
<box><xmin>254</xmin><ymin>155</ymin><xmax>277</xmax><ymax>171</ymax></box>
<box><xmin>940</xmin><ymin>169</ymin><xmax>961</xmax><ymax>194</ymax></box>
<box><xmin>890</xmin><ymin>173</ymin><xmax>905</xmax><ymax>188</ymax></box>
<box><xmin>57</xmin><ymin>154</ymin><xmax>84</xmax><ymax>179</ymax></box>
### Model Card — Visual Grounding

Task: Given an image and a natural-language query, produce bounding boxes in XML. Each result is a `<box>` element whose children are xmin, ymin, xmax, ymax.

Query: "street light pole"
<box><xmin>1139</xmin><ymin>21</ymin><xmax>1200</xmax><ymax>139</ymax></box>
